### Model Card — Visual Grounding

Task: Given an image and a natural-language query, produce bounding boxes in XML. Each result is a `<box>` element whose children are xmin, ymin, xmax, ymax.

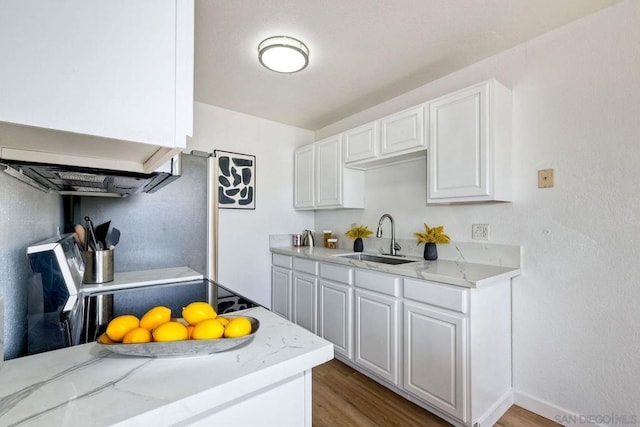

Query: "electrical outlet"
<box><xmin>472</xmin><ymin>224</ymin><xmax>489</xmax><ymax>241</ymax></box>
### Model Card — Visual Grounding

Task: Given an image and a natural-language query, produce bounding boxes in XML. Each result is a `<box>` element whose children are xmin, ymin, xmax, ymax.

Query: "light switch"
<box><xmin>538</xmin><ymin>169</ymin><xmax>554</xmax><ymax>188</ymax></box>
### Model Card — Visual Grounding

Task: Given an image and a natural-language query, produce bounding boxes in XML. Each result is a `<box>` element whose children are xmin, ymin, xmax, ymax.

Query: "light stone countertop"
<box><xmin>271</xmin><ymin>246</ymin><xmax>521</xmax><ymax>288</ymax></box>
<box><xmin>0</xmin><ymin>307</ymin><xmax>333</xmax><ymax>426</ymax></box>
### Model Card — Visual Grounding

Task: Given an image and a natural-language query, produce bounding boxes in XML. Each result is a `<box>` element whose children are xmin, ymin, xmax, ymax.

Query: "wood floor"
<box><xmin>312</xmin><ymin>359</ymin><xmax>560</xmax><ymax>427</ymax></box>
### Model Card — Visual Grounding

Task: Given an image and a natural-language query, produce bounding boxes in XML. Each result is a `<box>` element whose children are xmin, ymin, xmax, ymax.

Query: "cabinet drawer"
<box><xmin>320</xmin><ymin>263</ymin><xmax>353</xmax><ymax>285</ymax></box>
<box><xmin>403</xmin><ymin>278</ymin><xmax>469</xmax><ymax>314</ymax></box>
<box><xmin>355</xmin><ymin>270</ymin><xmax>400</xmax><ymax>297</ymax></box>
<box><xmin>272</xmin><ymin>253</ymin><xmax>292</xmax><ymax>269</ymax></box>
<box><xmin>293</xmin><ymin>257</ymin><xmax>319</xmax><ymax>275</ymax></box>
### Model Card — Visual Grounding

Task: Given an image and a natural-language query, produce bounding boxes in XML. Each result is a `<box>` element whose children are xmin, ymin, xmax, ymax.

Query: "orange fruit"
<box><xmin>152</xmin><ymin>321</ymin><xmax>189</xmax><ymax>342</ymax></box>
<box><xmin>191</xmin><ymin>318</ymin><xmax>225</xmax><ymax>340</ymax></box>
<box><xmin>122</xmin><ymin>327</ymin><xmax>152</xmax><ymax>344</ymax></box>
<box><xmin>106</xmin><ymin>315</ymin><xmax>140</xmax><ymax>342</ymax></box>
<box><xmin>182</xmin><ymin>302</ymin><xmax>217</xmax><ymax>326</ymax></box>
<box><xmin>140</xmin><ymin>306</ymin><xmax>172</xmax><ymax>331</ymax></box>
<box><xmin>223</xmin><ymin>317</ymin><xmax>252</xmax><ymax>338</ymax></box>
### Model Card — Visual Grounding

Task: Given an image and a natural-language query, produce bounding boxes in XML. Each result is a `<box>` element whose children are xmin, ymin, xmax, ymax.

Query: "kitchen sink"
<box><xmin>332</xmin><ymin>252</ymin><xmax>419</xmax><ymax>265</ymax></box>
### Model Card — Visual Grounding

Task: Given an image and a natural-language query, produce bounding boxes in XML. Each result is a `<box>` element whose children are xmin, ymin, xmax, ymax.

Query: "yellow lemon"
<box><xmin>106</xmin><ymin>315</ymin><xmax>140</xmax><ymax>342</ymax></box>
<box><xmin>186</xmin><ymin>324</ymin><xmax>195</xmax><ymax>339</ymax></box>
<box><xmin>140</xmin><ymin>306</ymin><xmax>172</xmax><ymax>331</ymax></box>
<box><xmin>97</xmin><ymin>333</ymin><xmax>114</xmax><ymax>344</ymax></box>
<box><xmin>182</xmin><ymin>301</ymin><xmax>217</xmax><ymax>326</ymax></box>
<box><xmin>223</xmin><ymin>317</ymin><xmax>252</xmax><ymax>338</ymax></box>
<box><xmin>216</xmin><ymin>316</ymin><xmax>230</xmax><ymax>326</ymax></box>
<box><xmin>122</xmin><ymin>327</ymin><xmax>152</xmax><ymax>344</ymax></box>
<box><xmin>191</xmin><ymin>318</ymin><xmax>225</xmax><ymax>340</ymax></box>
<box><xmin>152</xmin><ymin>321</ymin><xmax>189</xmax><ymax>342</ymax></box>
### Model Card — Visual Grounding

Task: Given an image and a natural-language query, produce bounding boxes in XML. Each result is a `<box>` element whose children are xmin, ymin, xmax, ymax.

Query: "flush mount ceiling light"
<box><xmin>258</xmin><ymin>36</ymin><xmax>309</xmax><ymax>73</ymax></box>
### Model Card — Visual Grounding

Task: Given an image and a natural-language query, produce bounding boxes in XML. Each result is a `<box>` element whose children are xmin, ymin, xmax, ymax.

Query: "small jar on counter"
<box><xmin>323</xmin><ymin>230</ymin><xmax>333</xmax><ymax>248</ymax></box>
<box><xmin>327</xmin><ymin>238</ymin><xmax>338</xmax><ymax>249</ymax></box>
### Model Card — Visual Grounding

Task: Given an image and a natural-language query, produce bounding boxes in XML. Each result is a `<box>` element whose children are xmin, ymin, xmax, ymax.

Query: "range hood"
<box><xmin>0</xmin><ymin>154</ymin><xmax>181</xmax><ymax>197</ymax></box>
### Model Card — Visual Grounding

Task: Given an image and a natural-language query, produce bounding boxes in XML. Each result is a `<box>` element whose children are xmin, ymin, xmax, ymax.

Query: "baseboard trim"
<box><xmin>513</xmin><ymin>389</ymin><xmax>605</xmax><ymax>427</ymax></box>
<box><xmin>477</xmin><ymin>389</ymin><xmax>514</xmax><ymax>426</ymax></box>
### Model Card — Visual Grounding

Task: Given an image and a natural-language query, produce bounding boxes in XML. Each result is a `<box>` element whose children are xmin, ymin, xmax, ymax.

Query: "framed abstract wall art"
<box><xmin>214</xmin><ymin>150</ymin><xmax>256</xmax><ymax>209</ymax></box>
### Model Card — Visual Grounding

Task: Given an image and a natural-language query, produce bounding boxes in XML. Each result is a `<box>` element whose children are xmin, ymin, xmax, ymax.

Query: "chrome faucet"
<box><xmin>376</xmin><ymin>214</ymin><xmax>401</xmax><ymax>256</ymax></box>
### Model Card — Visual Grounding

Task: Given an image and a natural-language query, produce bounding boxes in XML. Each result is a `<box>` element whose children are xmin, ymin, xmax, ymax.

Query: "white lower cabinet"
<box><xmin>404</xmin><ymin>301</ymin><xmax>468</xmax><ymax>422</ymax></box>
<box><xmin>354</xmin><ymin>289</ymin><xmax>400</xmax><ymax>385</ymax></box>
<box><xmin>318</xmin><ymin>279</ymin><xmax>353</xmax><ymax>359</ymax></box>
<box><xmin>271</xmin><ymin>253</ymin><xmax>513</xmax><ymax>426</ymax></box>
<box><xmin>271</xmin><ymin>266</ymin><xmax>292</xmax><ymax>320</ymax></box>
<box><xmin>292</xmin><ymin>272</ymin><xmax>317</xmax><ymax>333</ymax></box>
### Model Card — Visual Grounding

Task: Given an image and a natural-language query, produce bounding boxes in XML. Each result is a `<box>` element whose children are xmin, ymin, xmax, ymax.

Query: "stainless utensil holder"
<box><xmin>81</xmin><ymin>249</ymin><xmax>114</xmax><ymax>284</ymax></box>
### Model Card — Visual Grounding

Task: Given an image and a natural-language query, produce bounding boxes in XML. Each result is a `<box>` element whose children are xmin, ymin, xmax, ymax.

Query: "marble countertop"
<box><xmin>271</xmin><ymin>246</ymin><xmax>520</xmax><ymax>288</ymax></box>
<box><xmin>0</xmin><ymin>307</ymin><xmax>333</xmax><ymax>426</ymax></box>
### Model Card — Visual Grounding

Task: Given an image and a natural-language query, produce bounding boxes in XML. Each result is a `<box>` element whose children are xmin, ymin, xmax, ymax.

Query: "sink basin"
<box><xmin>333</xmin><ymin>253</ymin><xmax>419</xmax><ymax>265</ymax></box>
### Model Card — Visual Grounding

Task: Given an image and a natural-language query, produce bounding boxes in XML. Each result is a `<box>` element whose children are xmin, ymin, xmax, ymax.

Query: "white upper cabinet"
<box><xmin>294</xmin><ymin>136</ymin><xmax>364</xmax><ymax>210</ymax></box>
<box><xmin>316</xmin><ymin>136</ymin><xmax>343</xmax><ymax>207</ymax></box>
<box><xmin>343</xmin><ymin>122</ymin><xmax>378</xmax><ymax>163</ymax></box>
<box><xmin>427</xmin><ymin>79</ymin><xmax>512</xmax><ymax>203</ymax></box>
<box><xmin>380</xmin><ymin>105</ymin><xmax>425</xmax><ymax>155</ymax></box>
<box><xmin>344</xmin><ymin>106</ymin><xmax>426</xmax><ymax>170</ymax></box>
<box><xmin>0</xmin><ymin>0</ymin><xmax>194</xmax><ymax>173</ymax></box>
<box><xmin>293</xmin><ymin>145</ymin><xmax>315</xmax><ymax>208</ymax></box>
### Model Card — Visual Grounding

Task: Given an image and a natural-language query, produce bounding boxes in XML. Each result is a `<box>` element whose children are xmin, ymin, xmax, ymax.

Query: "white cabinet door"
<box><xmin>294</xmin><ymin>137</ymin><xmax>364</xmax><ymax>210</ymax></box>
<box><xmin>294</xmin><ymin>145</ymin><xmax>315</xmax><ymax>209</ymax></box>
<box><xmin>271</xmin><ymin>266</ymin><xmax>292</xmax><ymax>320</ymax></box>
<box><xmin>0</xmin><ymin>0</ymin><xmax>193</xmax><ymax>149</ymax></box>
<box><xmin>344</xmin><ymin>122</ymin><xmax>377</xmax><ymax>163</ymax></box>
<box><xmin>354</xmin><ymin>289</ymin><xmax>400</xmax><ymax>385</ymax></box>
<box><xmin>315</xmin><ymin>136</ymin><xmax>343</xmax><ymax>207</ymax></box>
<box><xmin>428</xmin><ymin>79</ymin><xmax>512</xmax><ymax>203</ymax></box>
<box><xmin>292</xmin><ymin>272</ymin><xmax>318</xmax><ymax>333</ymax></box>
<box><xmin>380</xmin><ymin>105</ymin><xmax>425</xmax><ymax>155</ymax></box>
<box><xmin>318</xmin><ymin>279</ymin><xmax>353</xmax><ymax>359</ymax></box>
<box><xmin>403</xmin><ymin>301</ymin><xmax>468</xmax><ymax>422</ymax></box>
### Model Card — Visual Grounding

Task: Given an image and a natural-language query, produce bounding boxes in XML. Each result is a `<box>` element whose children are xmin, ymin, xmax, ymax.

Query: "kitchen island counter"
<box><xmin>0</xmin><ymin>307</ymin><xmax>333</xmax><ymax>426</ymax></box>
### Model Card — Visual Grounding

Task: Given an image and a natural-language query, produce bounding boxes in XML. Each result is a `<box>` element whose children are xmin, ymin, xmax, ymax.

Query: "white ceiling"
<box><xmin>194</xmin><ymin>0</ymin><xmax>620</xmax><ymax>131</ymax></box>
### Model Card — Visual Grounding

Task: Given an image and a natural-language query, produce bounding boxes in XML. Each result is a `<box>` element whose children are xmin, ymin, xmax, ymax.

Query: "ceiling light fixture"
<box><xmin>258</xmin><ymin>36</ymin><xmax>309</xmax><ymax>73</ymax></box>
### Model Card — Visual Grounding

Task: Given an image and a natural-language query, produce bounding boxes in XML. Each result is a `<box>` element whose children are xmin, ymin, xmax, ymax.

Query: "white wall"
<box><xmin>315</xmin><ymin>0</ymin><xmax>640</xmax><ymax>421</ymax></box>
<box><xmin>187</xmin><ymin>102</ymin><xmax>314</xmax><ymax>308</ymax></box>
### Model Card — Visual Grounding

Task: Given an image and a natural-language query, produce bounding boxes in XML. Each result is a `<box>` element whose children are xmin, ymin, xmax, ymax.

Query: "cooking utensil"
<box><xmin>73</xmin><ymin>224</ymin><xmax>86</xmax><ymax>251</ymax></box>
<box><xmin>84</xmin><ymin>216</ymin><xmax>100</xmax><ymax>250</ymax></box>
<box><xmin>106</xmin><ymin>227</ymin><xmax>121</xmax><ymax>248</ymax></box>
<box><xmin>94</xmin><ymin>221</ymin><xmax>111</xmax><ymax>248</ymax></box>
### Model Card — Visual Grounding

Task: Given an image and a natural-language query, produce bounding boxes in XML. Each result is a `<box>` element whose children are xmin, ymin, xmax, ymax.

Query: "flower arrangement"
<box><xmin>345</xmin><ymin>225</ymin><xmax>373</xmax><ymax>240</ymax></box>
<box><xmin>413</xmin><ymin>223</ymin><xmax>450</xmax><ymax>245</ymax></box>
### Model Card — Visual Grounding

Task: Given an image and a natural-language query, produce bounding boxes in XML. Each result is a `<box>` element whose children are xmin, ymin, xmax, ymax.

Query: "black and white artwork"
<box><xmin>215</xmin><ymin>150</ymin><xmax>255</xmax><ymax>209</ymax></box>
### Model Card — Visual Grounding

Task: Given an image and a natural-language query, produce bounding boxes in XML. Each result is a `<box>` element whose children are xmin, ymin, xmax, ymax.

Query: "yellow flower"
<box><xmin>345</xmin><ymin>225</ymin><xmax>373</xmax><ymax>240</ymax></box>
<box><xmin>413</xmin><ymin>223</ymin><xmax>450</xmax><ymax>245</ymax></box>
